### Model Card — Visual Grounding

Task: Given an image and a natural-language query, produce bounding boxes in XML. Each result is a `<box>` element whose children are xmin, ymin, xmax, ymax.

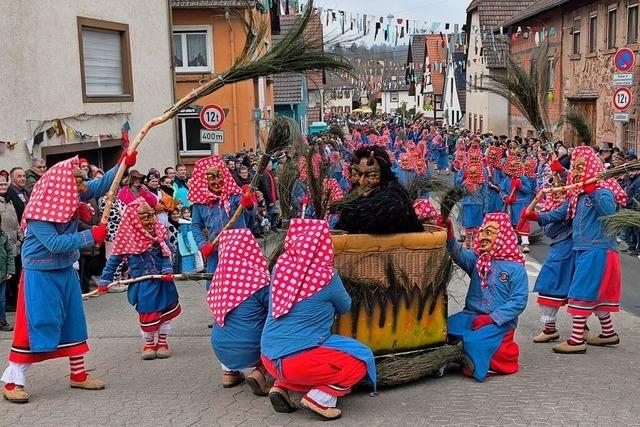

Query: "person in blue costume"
<box><xmin>207</xmin><ymin>228</ymin><xmax>270</xmax><ymax>396</ymax></box>
<box><xmin>100</xmin><ymin>199</ymin><xmax>180</xmax><ymax>360</ymax></box>
<box><xmin>1</xmin><ymin>152</ymin><xmax>136</xmax><ymax>403</ymax></box>
<box><xmin>485</xmin><ymin>144</ymin><xmax>505</xmax><ymax>213</ymax></box>
<box><xmin>455</xmin><ymin>141</ymin><xmax>487</xmax><ymax>248</ymax></box>
<box><xmin>434</xmin><ymin>134</ymin><xmax>451</xmax><ymax>174</ymax></box>
<box><xmin>439</xmin><ymin>212</ymin><xmax>528</xmax><ymax>381</ymax></box>
<box><xmin>261</xmin><ymin>219</ymin><xmax>376</xmax><ymax>421</ymax></box>
<box><xmin>501</xmin><ymin>154</ymin><xmax>535</xmax><ymax>253</ymax></box>
<box><xmin>527</xmin><ymin>189</ymin><xmax>575</xmax><ymax>344</ymax></box>
<box><xmin>177</xmin><ymin>208</ymin><xmax>199</xmax><ymax>273</ymax></box>
<box><xmin>189</xmin><ymin>156</ymin><xmax>254</xmax><ymax>292</ymax></box>
<box><xmin>523</xmin><ymin>146</ymin><xmax>628</xmax><ymax>354</ymax></box>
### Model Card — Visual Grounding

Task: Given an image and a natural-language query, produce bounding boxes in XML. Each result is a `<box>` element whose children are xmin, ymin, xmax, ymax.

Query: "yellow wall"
<box><xmin>173</xmin><ymin>8</ymin><xmax>274</xmax><ymax>166</ymax></box>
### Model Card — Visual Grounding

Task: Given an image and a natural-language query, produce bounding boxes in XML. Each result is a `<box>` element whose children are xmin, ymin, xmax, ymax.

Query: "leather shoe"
<box><xmin>246</xmin><ymin>369</ymin><xmax>269</xmax><ymax>396</ymax></box>
<box><xmin>300</xmin><ymin>396</ymin><xmax>342</xmax><ymax>420</ymax></box>
<box><xmin>552</xmin><ymin>341</ymin><xmax>587</xmax><ymax>354</ymax></box>
<box><xmin>268</xmin><ymin>386</ymin><xmax>296</xmax><ymax>413</ymax></box>
<box><xmin>156</xmin><ymin>344</ymin><xmax>171</xmax><ymax>359</ymax></box>
<box><xmin>2</xmin><ymin>385</ymin><xmax>29</xmax><ymax>403</ymax></box>
<box><xmin>586</xmin><ymin>333</ymin><xmax>620</xmax><ymax>346</ymax></box>
<box><xmin>533</xmin><ymin>330</ymin><xmax>560</xmax><ymax>343</ymax></box>
<box><xmin>142</xmin><ymin>346</ymin><xmax>156</xmax><ymax>360</ymax></box>
<box><xmin>70</xmin><ymin>375</ymin><xmax>106</xmax><ymax>390</ymax></box>
<box><xmin>222</xmin><ymin>371</ymin><xmax>245</xmax><ymax>388</ymax></box>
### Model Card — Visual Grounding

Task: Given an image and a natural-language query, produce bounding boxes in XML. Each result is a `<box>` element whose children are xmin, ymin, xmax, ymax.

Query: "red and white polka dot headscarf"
<box><xmin>112</xmin><ymin>197</ymin><xmax>171</xmax><ymax>257</ymax></box>
<box><xmin>473</xmin><ymin>212</ymin><xmax>525</xmax><ymax>288</ymax></box>
<box><xmin>503</xmin><ymin>155</ymin><xmax>524</xmax><ymax>178</ymax></box>
<box><xmin>566</xmin><ymin>146</ymin><xmax>627</xmax><ymax>219</ymax></box>
<box><xmin>413</xmin><ymin>198</ymin><xmax>437</xmax><ymax>220</ymax></box>
<box><xmin>271</xmin><ymin>218</ymin><xmax>334</xmax><ymax>318</ymax></box>
<box><xmin>187</xmin><ymin>156</ymin><xmax>241</xmax><ymax>213</ymax></box>
<box><xmin>323</xmin><ymin>178</ymin><xmax>344</xmax><ymax>203</ymax></box>
<box><xmin>21</xmin><ymin>156</ymin><xmax>81</xmax><ymax>229</ymax></box>
<box><xmin>206</xmin><ymin>228</ymin><xmax>269</xmax><ymax>327</ymax></box>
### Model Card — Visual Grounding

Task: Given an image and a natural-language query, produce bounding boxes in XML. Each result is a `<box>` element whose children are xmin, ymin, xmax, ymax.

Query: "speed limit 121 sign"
<box><xmin>612</xmin><ymin>87</ymin><xmax>632</xmax><ymax>111</ymax></box>
<box><xmin>199</xmin><ymin>104</ymin><xmax>226</xmax><ymax>130</ymax></box>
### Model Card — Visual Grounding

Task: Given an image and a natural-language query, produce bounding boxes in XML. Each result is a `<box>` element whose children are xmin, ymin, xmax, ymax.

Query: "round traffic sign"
<box><xmin>199</xmin><ymin>104</ymin><xmax>225</xmax><ymax>130</ymax></box>
<box><xmin>614</xmin><ymin>47</ymin><xmax>636</xmax><ymax>72</ymax></box>
<box><xmin>612</xmin><ymin>87</ymin><xmax>632</xmax><ymax>111</ymax></box>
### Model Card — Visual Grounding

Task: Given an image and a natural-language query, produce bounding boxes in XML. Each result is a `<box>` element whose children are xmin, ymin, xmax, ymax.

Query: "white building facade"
<box><xmin>0</xmin><ymin>0</ymin><xmax>177</xmax><ymax>172</ymax></box>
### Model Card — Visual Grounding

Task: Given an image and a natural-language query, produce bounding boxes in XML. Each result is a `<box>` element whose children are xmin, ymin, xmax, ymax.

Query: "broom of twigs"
<box><xmin>439</xmin><ymin>186</ymin><xmax>467</xmax><ymax>221</ymax></box>
<box><xmin>603</xmin><ymin>208</ymin><xmax>640</xmax><ymax>237</ymax></box>
<box><xmin>406</xmin><ymin>175</ymin><xmax>451</xmax><ymax>202</ymax></box>
<box><xmin>82</xmin><ymin>273</ymin><xmax>214</xmax><ymax>298</ymax></box>
<box><xmin>481</xmin><ymin>41</ymin><xmax>552</xmax><ymax>144</ymax></box>
<box><xmin>563</xmin><ymin>108</ymin><xmax>592</xmax><ymax>145</ymax></box>
<box><xmin>524</xmin><ymin>160</ymin><xmax>640</xmax><ymax>214</ymax></box>
<box><xmin>99</xmin><ymin>1</ymin><xmax>352</xmax><ymax>224</ymax></box>
<box><xmin>276</xmin><ymin>158</ymin><xmax>301</xmax><ymax>219</ymax></box>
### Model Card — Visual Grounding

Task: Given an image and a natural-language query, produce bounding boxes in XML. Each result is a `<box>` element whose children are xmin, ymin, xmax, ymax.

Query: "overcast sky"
<box><xmin>311</xmin><ymin>0</ymin><xmax>469</xmax><ymax>45</ymax></box>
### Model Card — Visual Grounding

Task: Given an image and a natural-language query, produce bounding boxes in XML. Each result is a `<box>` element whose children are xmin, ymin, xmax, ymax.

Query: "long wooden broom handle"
<box><xmin>100</xmin><ymin>77</ymin><xmax>224</xmax><ymax>224</ymax></box>
<box><xmin>524</xmin><ymin>176</ymin><xmax>597</xmax><ymax>213</ymax></box>
<box><xmin>82</xmin><ymin>272</ymin><xmax>215</xmax><ymax>298</ymax></box>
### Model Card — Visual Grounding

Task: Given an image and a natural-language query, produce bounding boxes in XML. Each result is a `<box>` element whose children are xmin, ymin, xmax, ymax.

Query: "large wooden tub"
<box><xmin>331</xmin><ymin>225</ymin><xmax>450</xmax><ymax>357</ymax></box>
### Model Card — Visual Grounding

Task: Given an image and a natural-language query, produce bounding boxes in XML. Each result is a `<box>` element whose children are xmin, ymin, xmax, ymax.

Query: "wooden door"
<box><xmin>567</xmin><ymin>100</ymin><xmax>596</xmax><ymax>146</ymax></box>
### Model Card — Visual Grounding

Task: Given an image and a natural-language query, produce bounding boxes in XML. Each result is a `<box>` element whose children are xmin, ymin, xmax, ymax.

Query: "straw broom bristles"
<box><xmin>480</xmin><ymin>41</ymin><xmax>552</xmax><ymax>143</ymax></box>
<box><xmin>603</xmin><ymin>209</ymin><xmax>640</xmax><ymax>237</ymax></box>
<box><xmin>100</xmin><ymin>1</ymin><xmax>352</xmax><ymax>224</ymax></box>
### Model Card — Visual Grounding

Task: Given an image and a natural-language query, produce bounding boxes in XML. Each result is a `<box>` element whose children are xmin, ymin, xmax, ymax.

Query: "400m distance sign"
<box><xmin>199</xmin><ymin>104</ymin><xmax>226</xmax><ymax>130</ymax></box>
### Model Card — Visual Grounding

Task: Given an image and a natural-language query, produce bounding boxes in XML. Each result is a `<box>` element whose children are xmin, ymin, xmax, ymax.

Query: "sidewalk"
<box><xmin>1</xmin><ymin>261</ymin><xmax>639</xmax><ymax>426</ymax></box>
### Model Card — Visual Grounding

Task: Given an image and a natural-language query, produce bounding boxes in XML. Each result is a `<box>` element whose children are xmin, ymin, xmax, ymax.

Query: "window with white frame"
<box><xmin>77</xmin><ymin>17</ymin><xmax>133</xmax><ymax>102</ymax></box>
<box><xmin>173</xmin><ymin>26</ymin><xmax>212</xmax><ymax>73</ymax></box>
<box><xmin>573</xmin><ymin>19</ymin><xmax>581</xmax><ymax>54</ymax></box>
<box><xmin>629</xmin><ymin>4</ymin><xmax>639</xmax><ymax>44</ymax></box>
<box><xmin>608</xmin><ymin>6</ymin><xmax>617</xmax><ymax>49</ymax></box>
<box><xmin>177</xmin><ymin>113</ymin><xmax>216</xmax><ymax>155</ymax></box>
<box><xmin>589</xmin><ymin>13</ymin><xmax>598</xmax><ymax>53</ymax></box>
<box><xmin>548</xmin><ymin>58</ymin><xmax>555</xmax><ymax>90</ymax></box>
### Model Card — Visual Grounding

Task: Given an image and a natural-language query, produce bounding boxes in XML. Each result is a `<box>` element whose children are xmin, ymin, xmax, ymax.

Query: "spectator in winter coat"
<box><xmin>24</xmin><ymin>158</ymin><xmax>46</xmax><ymax>195</ymax></box>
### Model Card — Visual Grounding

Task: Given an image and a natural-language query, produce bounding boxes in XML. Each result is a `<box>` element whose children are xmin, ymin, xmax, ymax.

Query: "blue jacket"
<box><xmin>191</xmin><ymin>195</ymin><xmax>252</xmax><ymax>273</ymax></box>
<box><xmin>260</xmin><ymin>272</ymin><xmax>351</xmax><ymax>360</ymax></box>
<box><xmin>447</xmin><ymin>240</ymin><xmax>528</xmax><ymax>328</ymax></box>
<box><xmin>101</xmin><ymin>246</ymin><xmax>177</xmax><ymax>313</ymax></box>
<box><xmin>455</xmin><ymin>167</ymin><xmax>487</xmax><ymax>207</ymax></box>
<box><xmin>21</xmin><ymin>167</ymin><xmax>117</xmax><ymax>271</ymax></box>
<box><xmin>625</xmin><ymin>175</ymin><xmax>640</xmax><ymax>209</ymax></box>
<box><xmin>499</xmin><ymin>175</ymin><xmax>534</xmax><ymax>206</ymax></box>
<box><xmin>538</xmin><ymin>188</ymin><xmax>617</xmax><ymax>250</ymax></box>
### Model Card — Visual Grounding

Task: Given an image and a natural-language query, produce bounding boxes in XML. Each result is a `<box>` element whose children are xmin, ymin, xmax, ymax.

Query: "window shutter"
<box><xmin>82</xmin><ymin>28</ymin><xmax>124</xmax><ymax>96</ymax></box>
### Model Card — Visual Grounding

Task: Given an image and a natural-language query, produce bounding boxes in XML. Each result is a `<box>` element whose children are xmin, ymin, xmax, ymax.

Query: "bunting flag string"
<box><xmin>0</xmin><ymin>113</ymin><xmax>130</xmax><ymax>157</ymax></box>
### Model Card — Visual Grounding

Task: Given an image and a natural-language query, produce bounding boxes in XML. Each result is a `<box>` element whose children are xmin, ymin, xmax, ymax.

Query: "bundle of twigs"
<box><xmin>82</xmin><ymin>273</ymin><xmax>214</xmax><ymax>298</ymax></box>
<box><xmin>276</xmin><ymin>158</ymin><xmax>300</xmax><ymax>219</ymax></box>
<box><xmin>563</xmin><ymin>108</ymin><xmax>592</xmax><ymax>145</ymax></box>
<box><xmin>375</xmin><ymin>341</ymin><xmax>464</xmax><ymax>386</ymax></box>
<box><xmin>99</xmin><ymin>1</ymin><xmax>352</xmax><ymax>224</ymax></box>
<box><xmin>439</xmin><ymin>186</ymin><xmax>467</xmax><ymax>221</ymax></box>
<box><xmin>209</xmin><ymin>116</ymin><xmax>300</xmax><ymax>247</ymax></box>
<box><xmin>603</xmin><ymin>209</ymin><xmax>640</xmax><ymax>237</ymax></box>
<box><xmin>406</xmin><ymin>175</ymin><xmax>451</xmax><ymax>202</ymax></box>
<box><xmin>481</xmin><ymin>42</ymin><xmax>552</xmax><ymax>144</ymax></box>
<box><xmin>306</xmin><ymin>147</ymin><xmax>332</xmax><ymax>219</ymax></box>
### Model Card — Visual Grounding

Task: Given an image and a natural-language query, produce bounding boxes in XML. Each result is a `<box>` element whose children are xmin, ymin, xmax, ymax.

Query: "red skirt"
<box><xmin>139</xmin><ymin>302</ymin><xmax>181</xmax><ymax>333</ymax></box>
<box><xmin>261</xmin><ymin>346</ymin><xmax>367</xmax><ymax>397</ymax></box>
